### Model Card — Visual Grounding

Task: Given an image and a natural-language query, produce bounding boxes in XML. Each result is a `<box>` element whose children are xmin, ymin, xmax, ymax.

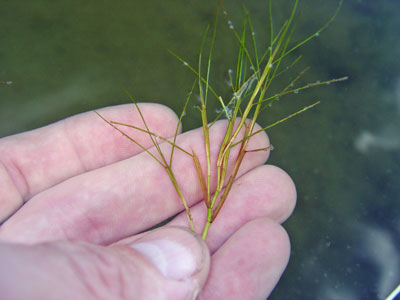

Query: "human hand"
<box><xmin>0</xmin><ymin>103</ymin><xmax>296</xmax><ymax>299</ymax></box>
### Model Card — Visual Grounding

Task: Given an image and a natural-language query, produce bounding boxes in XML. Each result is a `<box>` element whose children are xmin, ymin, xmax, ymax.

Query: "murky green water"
<box><xmin>1</xmin><ymin>0</ymin><xmax>399</xmax><ymax>299</ymax></box>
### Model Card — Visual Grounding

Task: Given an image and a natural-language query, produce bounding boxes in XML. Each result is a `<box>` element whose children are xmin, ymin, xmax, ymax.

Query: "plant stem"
<box><xmin>202</xmin><ymin>209</ymin><xmax>212</xmax><ymax>240</ymax></box>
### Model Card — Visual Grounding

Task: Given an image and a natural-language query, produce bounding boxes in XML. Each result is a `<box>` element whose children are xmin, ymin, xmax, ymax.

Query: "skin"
<box><xmin>0</xmin><ymin>103</ymin><xmax>296</xmax><ymax>299</ymax></box>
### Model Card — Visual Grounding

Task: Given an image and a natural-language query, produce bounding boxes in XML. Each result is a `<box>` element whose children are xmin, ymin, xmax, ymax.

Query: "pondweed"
<box><xmin>97</xmin><ymin>0</ymin><xmax>347</xmax><ymax>240</ymax></box>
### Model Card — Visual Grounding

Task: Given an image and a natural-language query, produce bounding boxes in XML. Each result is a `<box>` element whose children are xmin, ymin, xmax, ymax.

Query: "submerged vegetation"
<box><xmin>97</xmin><ymin>0</ymin><xmax>346</xmax><ymax>240</ymax></box>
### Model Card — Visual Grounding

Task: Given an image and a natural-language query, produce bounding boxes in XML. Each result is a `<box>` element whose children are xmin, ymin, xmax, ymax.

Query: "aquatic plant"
<box><xmin>97</xmin><ymin>0</ymin><xmax>346</xmax><ymax>240</ymax></box>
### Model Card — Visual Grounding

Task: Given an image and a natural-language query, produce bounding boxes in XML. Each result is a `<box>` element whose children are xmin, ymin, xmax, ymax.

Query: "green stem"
<box><xmin>202</xmin><ymin>208</ymin><xmax>213</xmax><ymax>240</ymax></box>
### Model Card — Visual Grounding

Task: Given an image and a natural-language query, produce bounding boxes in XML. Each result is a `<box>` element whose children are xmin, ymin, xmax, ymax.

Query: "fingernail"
<box><xmin>130</xmin><ymin>231</ymin><xmax>201</xmax><ymax>281</ymax></box>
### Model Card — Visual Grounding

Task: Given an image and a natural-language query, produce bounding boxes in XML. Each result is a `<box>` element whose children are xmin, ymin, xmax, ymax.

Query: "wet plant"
<box><xmin>97</xmin><ymin>0</ymin><xmax>347</xmax><ymax>240</ymax></box>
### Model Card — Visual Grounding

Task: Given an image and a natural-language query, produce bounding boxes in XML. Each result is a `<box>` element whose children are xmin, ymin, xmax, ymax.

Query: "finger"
<box><xmin>0</xmin><ymin>120</ymin><xmax>269</xmax><ymax>244</ymax></box>
<box><xmin>170</xmin><ymin>164</ymin><xmax>296</xmax><ymax>253</ymax></box>
<box><xmin>0</xmin><ymin>227</ymin><xmax>209</xmax><ymax>300</ymax></box>
<box><xmin>197</xmin><ymin>218</ymin><xmax>290</xmax><ymax>300</ymax></box>
<box><xmin>0</xmin><ymin>103</ymin><xmax>180</xmax><ymax>222</ymax></box>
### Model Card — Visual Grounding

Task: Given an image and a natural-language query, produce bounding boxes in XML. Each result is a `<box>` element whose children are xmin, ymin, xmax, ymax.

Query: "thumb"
<box><xmin>0</xmin><ymin>226</ymin><xmax>210</xmax><ymax>300</ymax></box>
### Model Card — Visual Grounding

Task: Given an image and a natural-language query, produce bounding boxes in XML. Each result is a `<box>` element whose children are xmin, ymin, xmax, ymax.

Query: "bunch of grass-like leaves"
<box><xmin>98</xmin><ymin>0</ymin><xmax>346</xmax><ymax>240</ymax></box>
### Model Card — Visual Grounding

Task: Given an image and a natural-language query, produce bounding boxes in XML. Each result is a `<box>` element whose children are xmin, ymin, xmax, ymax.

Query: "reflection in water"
<box><xmin>314</xmin><ymin>224</ymin><xmax>399</xmax><ymax>300</ymax></box>
<box><xmin>355</xmin><ymin>78</ymin><xmax>400</xmax><ymax>153</ymax></box>
<box><xmin>355</xmin><ymin>130</ymin><xmax>400</xmax><ymax>153</ymax></box>
<box><xmin>360</xmin><ymin>225</ymin><xmax>399</xmax><ymax>299</ymax></box>
<box><xmin>385</xmin><ymin>284</ymin><xmax>400</xmax><ymax>300</ymax></box>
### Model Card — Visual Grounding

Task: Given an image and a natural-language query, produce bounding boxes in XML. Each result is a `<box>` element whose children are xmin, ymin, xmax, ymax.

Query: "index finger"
<box><xmin>0</xmin><ymin>119</ymin><xmax>270</xmax><ymax>245</ymax></box>
<box><xmin>0</xmin><ymin>103</ymin><xmax>179</xmax><ymax>221</ymax></box>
